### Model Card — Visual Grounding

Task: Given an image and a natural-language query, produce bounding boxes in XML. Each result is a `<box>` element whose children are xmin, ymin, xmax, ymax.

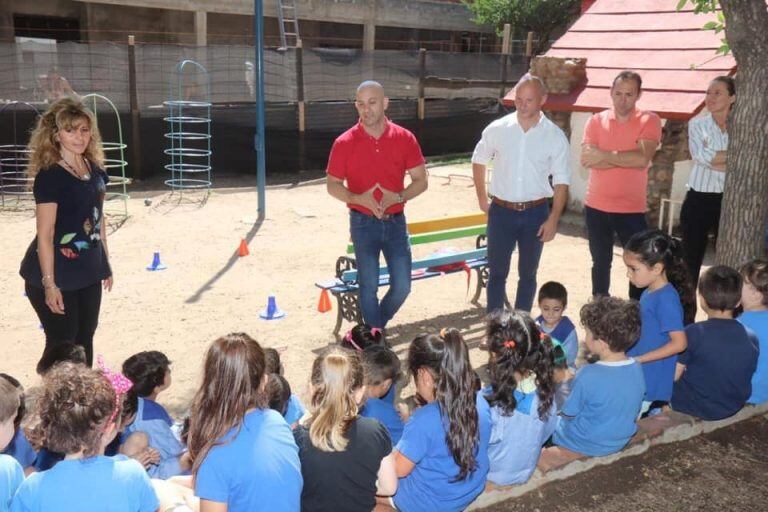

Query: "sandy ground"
<box><xmin>1</xmin><ymin>163</ymin><xmax>635</xmax><ymax>416</ymax></box>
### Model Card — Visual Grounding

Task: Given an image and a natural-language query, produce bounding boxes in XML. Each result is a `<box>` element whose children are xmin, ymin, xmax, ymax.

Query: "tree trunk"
<box><xmin>716</xmin><ymin>0</ymin><xmax>768</xmax><ymax>267</ymax></box>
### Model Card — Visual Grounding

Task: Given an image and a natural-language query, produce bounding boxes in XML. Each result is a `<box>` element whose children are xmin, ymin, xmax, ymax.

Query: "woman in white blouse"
<box><xmin>680</xmin><ymin>76</ymin><xmax>736</xmax><ymax>287</ymax></box>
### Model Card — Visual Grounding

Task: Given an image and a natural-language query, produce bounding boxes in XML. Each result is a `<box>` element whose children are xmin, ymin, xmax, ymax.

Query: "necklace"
<box><xmin>60</xmin><ymin>156</ymin><xmax>91</xmax><ymax>181</ymax></box>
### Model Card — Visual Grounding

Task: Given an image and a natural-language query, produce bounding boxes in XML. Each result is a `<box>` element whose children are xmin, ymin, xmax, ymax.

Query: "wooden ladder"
<box><xmin>277</xmin><ymin>0</ymin><xmax>301</xmax><ymax>48</ymax></box>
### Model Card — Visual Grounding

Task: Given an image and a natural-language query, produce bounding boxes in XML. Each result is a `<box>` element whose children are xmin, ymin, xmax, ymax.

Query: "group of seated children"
<box><xmin>2</xmin><ymin>230</ymin><xmax>768</xmax><ymax>512</ymax></box>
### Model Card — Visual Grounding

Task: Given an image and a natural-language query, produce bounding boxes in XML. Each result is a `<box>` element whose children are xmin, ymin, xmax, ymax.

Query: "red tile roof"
<box><xmin>503</xmin><ymin>0</ymin><xmax>736</xmax><ymax>120</ymax></box>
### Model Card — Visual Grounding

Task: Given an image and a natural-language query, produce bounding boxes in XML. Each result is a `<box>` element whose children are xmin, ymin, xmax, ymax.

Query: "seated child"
<box><xmin>341</xmin><ymin>324</ymin><xmax>395</xmax><ymax>404</ymax></box>
<box><xmin>360</xmin><ymin>345</ymin><xmax>404</xmax><ymax>444</ymax></box>
<box><xmin>121</xmin><ymin>351</ymin><xmax>190</xmax><ymax>479</ymax></box>
<box><xmin>11</xmin><ymin>362</ymin><xmax>159</xmax><ymax>512</ymax></box>
<box><xmin>739</xmin><ymin>259</ymin><xmax>768</xmax><ymax>404</ymax></box>
<box><xmin>0</xmin><ymin>374</ymin><xmax>36</xmax><ymax>475</ymax></box>
<box><xmin>553</xmin><ymin>296</ymin><xmax>645</xmax><ymax>457</ymax></box>
<box><xmin>266</xmin><ymin>374</ymin><xmax>292</xmax><ymax>418</ymax></box>
<box><xmin>1</xmin><ymin>378</ymin><xmax>24</xmax><ymax>511</ymax></box>
<box><xmin>264</xmin><ymin>348</ymin><xmax>306</xmax><ymax>425</ymax></box>
<box><xmin>671</xmin><ymin>266</ymin><xmax>759</xmax><ymax>420</ymax></box>
<box><xmin>536</xmin><ymin>281</ymin><xmax>578</xmax><ymax>367</ymax></box>
<box><xmin>484</xmin><ymin>311</ymin><xmax>558</xmax><ymax>485</ymax></box>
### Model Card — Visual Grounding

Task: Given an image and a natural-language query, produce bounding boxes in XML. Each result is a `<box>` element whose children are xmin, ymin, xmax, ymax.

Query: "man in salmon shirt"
<box><xmin>326</xmin><ymin>81</ymin><xmax>428</xmax><ymax>329</ymax></box>
<box><xmin>580</xmin><ymin>70</ymin><xmax>662</xmax><ymax>300</ymax></box>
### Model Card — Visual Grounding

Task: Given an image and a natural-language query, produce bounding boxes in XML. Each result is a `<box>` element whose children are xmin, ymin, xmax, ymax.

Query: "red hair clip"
<box><xmin>539</xmin><ymin>332</ymin><xmax>547</xmax><ymax>341</ymax></box>
<box><xmin>503</xmin><ymin>339</ymin><xmax>516</xmax><ymax>349</ymax></box>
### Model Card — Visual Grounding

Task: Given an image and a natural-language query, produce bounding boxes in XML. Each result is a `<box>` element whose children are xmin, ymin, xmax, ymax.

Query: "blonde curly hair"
<box><xmin>27</xmin><ymin>97</ymin><xmax>105</xmax><ymax>178</ymax></box>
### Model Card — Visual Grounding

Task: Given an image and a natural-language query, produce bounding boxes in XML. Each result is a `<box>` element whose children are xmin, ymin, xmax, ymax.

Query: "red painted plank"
<box><xmin>579</xmin><ymin>68</ymin><xmax>732</xmax><ymax>91</ymax></box>
<box><xmin>586</xmin><ymin>0</ymin><xmax>696</xmax><ymax>14</ymax></box>
<box><xmin>570</xmin><ymin>11</ymin><xmax>719</xmax><ymax>31</ymax></box>
<box><xmin>546</xmin><ymin>48</ymin><xmax>735</xmax><ymax>70</ymax></box>
<box><xmin>503</xmin><ymin>87</ymin><xmax>706</xmax><ymax>120</ymax></box>
<box><xmin>555</xmin><ymin>30</ymin><xmax>720</xmax><ymax>51</ymax></box>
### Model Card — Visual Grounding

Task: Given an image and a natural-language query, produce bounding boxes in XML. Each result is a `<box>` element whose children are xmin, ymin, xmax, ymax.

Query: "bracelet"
<box><xmin>42</xmin><ymin>275</ymin><xmax>54</xmax><ymax>283</ymax></box>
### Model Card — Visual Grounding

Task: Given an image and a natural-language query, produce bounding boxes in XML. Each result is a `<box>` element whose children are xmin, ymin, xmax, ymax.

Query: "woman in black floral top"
<box><xmin>20</xmin><ymin>98</ymin><xmax>113</xmax><ymax>366</ymax></box>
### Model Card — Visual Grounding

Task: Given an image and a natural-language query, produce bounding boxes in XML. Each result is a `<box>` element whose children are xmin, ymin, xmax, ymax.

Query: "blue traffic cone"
<box><xmin>259</xmin><ymin>295</ymin><xmax>286</xmax><ymax>320</ymax></box>
<box><xmin>146</xmin><ymin>251</ymin><xmax>167</xmax><ymax>271</ymax></box>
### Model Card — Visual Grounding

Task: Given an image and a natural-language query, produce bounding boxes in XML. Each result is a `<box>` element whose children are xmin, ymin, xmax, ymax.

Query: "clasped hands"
<box><xmin>580</xmin><ymin>145</ymin><xmax>606</xmax><ymax>168</ymax></box>
<box><xmin>351</xmin><ymin>183</ymin><xmax>401</xmax><ymax>219</ymax></box>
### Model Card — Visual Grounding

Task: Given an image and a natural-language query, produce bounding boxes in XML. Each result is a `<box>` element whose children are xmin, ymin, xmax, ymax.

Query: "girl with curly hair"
<box><xmin>483</xmin><ymin>310</ymin><xmax>558</xmax><ymax>486</ymax></box>
<box><xmin>19</xmin><ymin>97</ymin><xmax>112</xmax><ymax>367</ymax></box>
<box><xmin>11</xmin><ymin>362</ymin><xmax>158</xmax><ymax>511</ymax></box>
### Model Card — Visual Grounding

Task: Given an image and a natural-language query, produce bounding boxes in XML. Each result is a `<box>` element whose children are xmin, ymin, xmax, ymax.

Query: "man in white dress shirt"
<box><xmin>471</xmin><ymin>75</ymin><xmax>571</xmax><ymax>313</ymax></box>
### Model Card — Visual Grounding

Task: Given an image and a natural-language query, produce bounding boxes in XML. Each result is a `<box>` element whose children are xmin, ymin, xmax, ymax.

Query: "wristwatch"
<box><xmin>397</xmin><ymin>192</ymin><xmax>405</xmax><ymax>204</ymax></box>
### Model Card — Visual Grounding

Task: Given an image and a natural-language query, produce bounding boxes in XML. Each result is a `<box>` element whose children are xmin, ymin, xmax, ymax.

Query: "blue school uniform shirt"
<box><xmin>672</xmin><ymin>319</ymin><xmax>758</xmax><ymax>420</ymax></box>
<box><xmin>122</xmin><ymin>397</ymin><xmax>187</xmax><ymax>479</ymax></box>
<box><xmin>1</xmin><ymin>455</ymin><xmax>23</xmax><ymax>512</ymax></box>
<box><xmin>2</xmin><ymin>430</ymin><xmax>36</xmax><ymax>469</ymax></box>
<box><xmin>627</xmin><ymin>284</ymin><xmax>684</xmax><ymax>402</ymax></box>
<box><xmin>361</xmin><ymin>396</ymin><xmax>404</xmax><ymax>445</ymax></box>
<box><xmin>393</xmin><ymin>392</ymin><xmax>491</xmax><ymax>512</ymax></box>
<box><xmin>739</xmin><ymin>310</ymin><xmax>768</xmax><ymax>404</ymax></box>
<box><xmin>485</xmin><ymin>387</ymin><xmax>557</xmax><ymax>486</ymax></box>
<box><xmin>195</xmin><ymin>408</ymin><xmax>302</xmax><ymax>512</ymax></box>
<box><xmin>537</xmin><ymin>315</ymin><xmax>578</xmax><ymax>367</ymax></box>
<box><xmin>283</xmin><ymin>394</ymin><xmax>306</xmax><ymax>425</ymax></box>
<box><xmin>10</xmin><ymin>455</ymin><xmax>158</xmax><ymax>512</ymax></box>
<box><xmin>553</xmin><ymin>359</ymin><xmax>645</xmax><ymax>457</ymax></box>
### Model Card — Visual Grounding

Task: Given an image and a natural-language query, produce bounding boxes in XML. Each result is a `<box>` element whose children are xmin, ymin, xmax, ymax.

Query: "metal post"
<box><xmin>499</xmin><ymin>24</ymin><xmax>511</xmax><ymax>101</ymax></box>
<box><xmin>296</xmin><ymin>39</ymin><xmax>305</xmax><ymax>132</ymax></box>
<box><xmin>417</xmin><ymin>48</ymin><xmax>426</xmax><ymax>121</ymax></box>
<box><xmin>254</xmin><ymin>0</ymin><xmax>266</xmax><ymax>215</ymax></box>
<box><xmin>128</xmin><ymin>35</ymin><xmax>142</xmax><ymax>180</ymax></box>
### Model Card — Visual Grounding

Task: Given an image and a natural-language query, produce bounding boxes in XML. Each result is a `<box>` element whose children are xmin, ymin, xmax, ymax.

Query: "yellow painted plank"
<box><xmin>406</xmin><ymin>213</ymin><xmax>487</xmax><ymax>234</ymax></box>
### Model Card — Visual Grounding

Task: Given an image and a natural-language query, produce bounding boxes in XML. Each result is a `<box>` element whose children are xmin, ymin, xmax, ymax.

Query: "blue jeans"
<box><xmin>349</xmin><ymin>210</ymin><xmax>412</xmax><ymax>328</ymax></box>
<box><xmin>486</xmin><ymin>201</ymin><xmax>549</xmax><ymax>313</ymax></box>
<box><xmin>584</xmin><ymin>205</ymin><xmax>647</xmax><ymax>299</ymax></box>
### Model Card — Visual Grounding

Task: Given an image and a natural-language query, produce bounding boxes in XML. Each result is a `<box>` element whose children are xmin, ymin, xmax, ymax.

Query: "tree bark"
<box><xmin>716</xmin><ymin>0</ymin><xmax>768</xmax><ymax>267</ymax></box>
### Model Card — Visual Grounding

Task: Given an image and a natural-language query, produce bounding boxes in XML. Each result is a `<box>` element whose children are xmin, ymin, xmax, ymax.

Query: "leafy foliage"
<box><xmin>465</xmin><ymin>0</ymin><xmax>580</xmax><ymax>53</ymax></box>
<box><xmin>677</xmin><ymin>0</ymin><xmax>730</xmax><ymax>54</ymax></box>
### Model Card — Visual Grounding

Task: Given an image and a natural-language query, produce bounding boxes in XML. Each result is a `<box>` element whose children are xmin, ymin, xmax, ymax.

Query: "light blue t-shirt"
<box><xmin>1</xmin><ymin>455</ymin><xmax>23</xmax><ymax>512</ymax></box>
<box><xmin>195</xmin><ymin>408</ymin><xmax>302</xmax><ymax>512</ymax></box>
<box><xmin>361</xmin><ymin>396</ymin><xmax>404</xmax><ymax>444</ymax></box>
<box><xmin>10</xmin><ymin>455</ymin><xmax>158</xmax><ymax>512</ymax></box>
<box><xmin>284</xmin><ymin>394</ymin><xmax>306</xmax><ymax>425</ymax></box>
<box><xmin>739</xmin><ymin>310</ymin><xmax>768</xmax><ymax>404</ymax></box>
<box><xmin>485</xmin><ymin>387</ymin><xmax>557</xmax><ymax>485</ymax></box>
<box><xmin>554</xmin><ymin>359</ymin><xmax>645</xmax><ymax>457</ymax></box>
<box><xmin>123</xmin><ymin>397</ymin><xmax>186</xmax><ymax>479</ymax></box>
<box><xmin>628</xmin><ymin>283</ymin><xmax>684</xmax><ymax>401</ymax></box>
<box><xmin>2</xmin><ymin>431</ymin><xmax>36</xmax><ymax>469</ymax></box>
<box><xmin>393</xmin><ymin>392</ymin><xmax>491</xmax><ymax>512</ymax></box>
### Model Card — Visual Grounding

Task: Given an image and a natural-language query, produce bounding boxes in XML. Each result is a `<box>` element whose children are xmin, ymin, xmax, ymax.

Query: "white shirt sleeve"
<box><xmin>550</xmin><ymin>127</ymin><xmax>572</xmax><ymax>186</ymax></box>
<box><xmin>688</xmin><ymin>118</ymin><xmax>717</xmax><ymax>167</ymax></box>
<box><xmin>471</xmin><ymin>124</ymin><xmax>497</xmax><ymax>166</ymax></box>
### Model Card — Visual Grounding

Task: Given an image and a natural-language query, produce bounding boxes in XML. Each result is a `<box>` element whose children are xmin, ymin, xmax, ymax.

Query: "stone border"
<box><xmin>470</xmin><ymin>402</ymin><xmax>768</xmax><ymax>510</ymax></box>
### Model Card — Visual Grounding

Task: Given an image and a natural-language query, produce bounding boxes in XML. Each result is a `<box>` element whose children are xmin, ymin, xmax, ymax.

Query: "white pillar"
<box><xmin>363</xmin><ymin>21</ymin><xmax>376</xmax><ymax>51</ymax></box>
<box><xmin>195</xmin><ymin>10</ymin><xmax>207</xmax><ymax>47</ymax></box>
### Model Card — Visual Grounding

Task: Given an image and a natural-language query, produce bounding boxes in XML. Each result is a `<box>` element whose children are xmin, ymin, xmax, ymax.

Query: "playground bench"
<box><xmin>315</xmin><ymin>213</ymin><xmax>490</xmax><ymax>336</ymax></box>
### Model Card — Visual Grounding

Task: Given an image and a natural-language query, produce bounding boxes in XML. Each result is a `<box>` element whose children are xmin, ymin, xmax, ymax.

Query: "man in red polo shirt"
<box><xmin>580</xmin><ymin>70</ymin><xmax>662</xmax><ymax>299</ymax></box>
<box><xmin>326</xmin><ymin>81</ymin><xmax>428</xmax><ymax>329</ymax></box>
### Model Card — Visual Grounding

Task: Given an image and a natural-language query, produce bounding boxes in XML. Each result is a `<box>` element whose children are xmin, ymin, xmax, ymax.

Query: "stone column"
<box><xmin>195</xmin><ymin>10</ymin><xmax>207</xmax><ymax>47</ymax></box>
<box><xmin>647</xmin><ymin>119</ymin><xmax>689</xmax><ymax>229</ymax></box>
<box><xmin>363</xmin><ymin>21</ymin><xmax>376</xmax><ymax>51</ymax></box>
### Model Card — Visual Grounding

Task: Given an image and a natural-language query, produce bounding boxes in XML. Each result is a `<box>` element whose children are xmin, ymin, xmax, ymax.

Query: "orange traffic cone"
<box><xmin>238</xmin><ymin>239</ymin><xmax>250</xmax><ymax>257</ymax></box>
<box><xmin>317</xmin><ymin>289</ymin><xmax>332</xmax><ymax>313</ymax></box>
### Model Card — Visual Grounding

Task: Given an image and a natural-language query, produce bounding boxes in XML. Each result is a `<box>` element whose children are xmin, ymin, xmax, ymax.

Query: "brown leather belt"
<box><xmin>491</xmin><ymin>197</ymin><xmax>547</xmax><ymax>212</ymax></box>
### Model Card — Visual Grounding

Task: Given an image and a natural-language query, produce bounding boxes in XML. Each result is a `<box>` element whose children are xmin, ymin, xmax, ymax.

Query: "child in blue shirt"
<box><xmin>672</xmin><ymin>266</ymin><xmax>759</xmax><ymax>420</ymax></box>
<box><xmin>536</xmin><ymin>281</ymin><xmax>579</xmax><ymax>367</ymax></box>
<box><xmin>554</xmin><ymin>296</ymin><xmax>645</xmax><ymax>457</ymax></box>
<box><xmin>265</xmin><ymin>347</ymin><xmax>306</xmax><ymax>426</ymax></box>
<box><xmin>393</xmin><ymin>328</ymin><xmax>491</xmax><ymax>512</ymax></box>
<box><xmin>11</xmin><ymin>362</ymin><xmax>159</xmax><ymax>512</ymax></box>
<box><xmin>0</xmin><ymin>374</ymin><xmax>35</xmax><ymax>474</ymax></box>
<box><xmin>484</xmin><ymin>310</ymin><xmax>558</xmax><ymax>485</ymax></box>
<box><xmin>739</xmin><ymin>259</ymin><xmax>768</xmax><ymax>404</ymax></box>
<box><xmin>188</xmin><ymin>333</ymin><xmax>302</xmax><ymax>512</ymax></box>
<box><xmin>361</xmin><ymin>345</ymin><xmax>404</xmax><ymax>444</ymax></box>
<box><xmin>624</xmin><ymin>230</ymin><xmax>691</xmax><ymax>414</ymax></box>
<box><xmin>121</xmin><ymin>350</ymin><xmax>190</xmax><ymax>478</ymax></box>
<box><xmin>1</xmin><ymin>379</ymin><xmax>24</xmax><ymax>512</ymax></box>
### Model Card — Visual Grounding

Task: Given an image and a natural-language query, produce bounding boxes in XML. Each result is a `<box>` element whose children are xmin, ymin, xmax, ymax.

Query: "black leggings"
<box><xmin>25</xmin><ymin>281</ymin><xmax>102</xmax><ymax>366</ymax></box>
<box><xmin>680</xmin><ymin>190</ymin><xmax>722</xmax><ymax>287</ymax></box>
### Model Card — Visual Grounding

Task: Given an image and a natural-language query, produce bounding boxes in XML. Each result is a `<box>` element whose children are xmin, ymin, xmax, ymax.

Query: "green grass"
<box><xmin>426</xmin><ymin>153</ymin><xmax>471</xmax><ymax>167</ymax></box>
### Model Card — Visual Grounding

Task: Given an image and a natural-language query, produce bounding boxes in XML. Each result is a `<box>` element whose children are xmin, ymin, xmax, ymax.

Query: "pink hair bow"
<box><xmin>97</xmin><ymin>355</ymin><xmax>133</xmax><ymax>427</ymax></box>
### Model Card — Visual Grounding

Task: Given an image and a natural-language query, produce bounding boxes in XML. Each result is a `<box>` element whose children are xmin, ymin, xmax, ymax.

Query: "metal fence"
<box><xmin>0</xmin><ymin>40</ymin><xmax>527</xmax><ymax>114</ymax></box>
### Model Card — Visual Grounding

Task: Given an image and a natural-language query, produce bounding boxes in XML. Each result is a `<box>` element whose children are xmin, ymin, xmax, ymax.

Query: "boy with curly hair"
<box><xmin>553</xmin><ymin>296</ymin><xmax>645</xmax><ymax>456</ymax></box>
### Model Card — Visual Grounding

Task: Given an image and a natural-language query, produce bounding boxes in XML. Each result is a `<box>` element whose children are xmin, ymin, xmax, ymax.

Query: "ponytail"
<box><xmin>485</xmin><ymin>310</ymin><xmax>556</xmax><ymax>421</ymax></box>
<box><xmin>307</xmin><ymin>347</ymin><xmax>363</xmax><ymax>452</ymax></box>
<box><xmin>408</xmin><ymin>329</ymin><xmax>479</xmax><ymax>481</ymax></box>
<box><xmin>625</xmin><ymin>229</ymin><xmax>695</xmax><ymax>324</ymax></box>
